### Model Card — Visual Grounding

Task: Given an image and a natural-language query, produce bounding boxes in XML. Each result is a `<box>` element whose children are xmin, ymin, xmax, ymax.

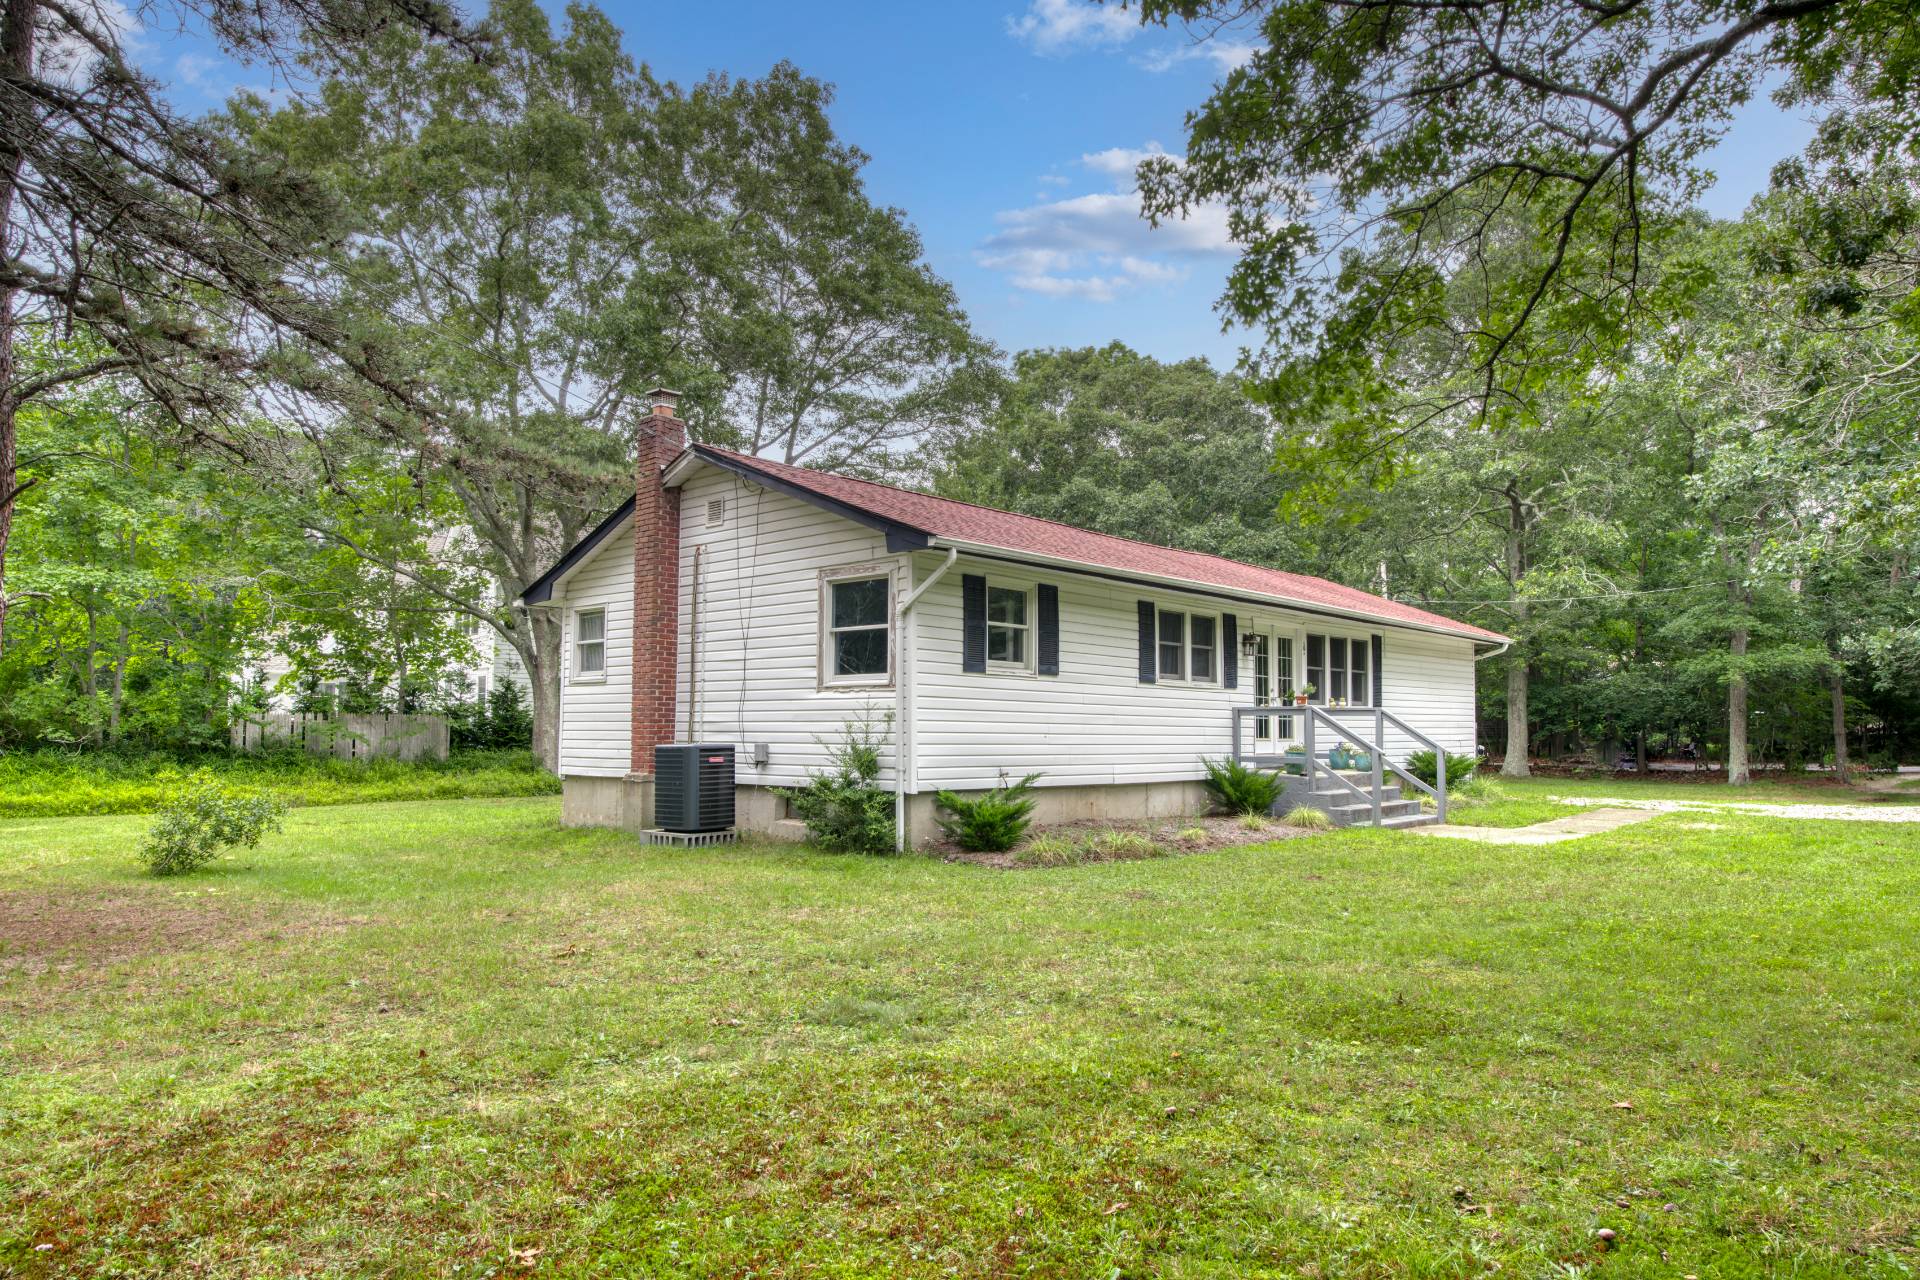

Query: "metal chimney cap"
<box><xmin>647</xmin><ymin>386</ymin><xmax>683</xmax><ymax>415</ymax></box>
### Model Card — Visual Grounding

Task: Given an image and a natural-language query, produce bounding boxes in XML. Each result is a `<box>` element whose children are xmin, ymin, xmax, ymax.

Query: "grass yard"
<box><xmin>4</xmin><ymin>798</ymin><xmax>1918</xmax><ymax>1277</ymax></box>
<box><xmin>1438</xmin><ymin>774</ymin><xmax>1920</xmax><ymax>828</ymax></box>
<box><xmin>0</xmin><ymin>748</ymin><xmax>560</xmax><ymax>818</ymax></box>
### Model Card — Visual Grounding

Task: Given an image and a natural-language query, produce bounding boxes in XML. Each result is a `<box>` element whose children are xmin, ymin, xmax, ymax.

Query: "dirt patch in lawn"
<box><xmin>0</xmin><ymin>886</ymin><xmax>369</xmax><ymax>978</ymax></box>
<box><xmin>938</xmin><ymin>813</ymin><xmax>1315</xmax><ymax>870</ymax></box>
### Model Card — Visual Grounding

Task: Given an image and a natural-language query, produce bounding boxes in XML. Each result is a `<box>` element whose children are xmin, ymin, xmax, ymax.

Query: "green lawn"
<box><xmin>0</xmin><ymin>747</ymin><xmax>560</xmax><ymax>818</ymax></box>
<box><xmin>1441</xmin><ymin>773</ymin><xmax>1920</xmax><ymax>828</ymax></box>
<box><xmin>4</xmin><ymin>798</ymin><xmax>1918</xmax><ymax>1277</ymax></box>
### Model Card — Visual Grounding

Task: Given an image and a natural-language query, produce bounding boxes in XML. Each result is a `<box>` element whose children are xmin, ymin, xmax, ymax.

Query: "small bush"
<box><xmin>935</xmin><ymin>773</ymin><xmax>1042</xmax><ymax>852</ymax></box>
<box><xmin>1236</xmin><ymin>813</ymin><xmax>1270</xmax><ymax>832</ymax></box>
<box><xmin>1175</xmin><ymin>826</ymin><xmax>1209</xmax><ymax>842</ymax></box>
<box><xmin>1280</xmin><ymin>805</ymin><xmax>1333</xmax><ymax>830</ymax></box>
<box><xmin>1405</xmin><ymin>750</ymin><xmax>1482</xmax><ymax>789</ymax></box>
<box><xmin>140</xmin><ymin>771</ymin><xmax>288</xmax><ymax>875</ymax></box>
<box><xmin>1200</xmin><ymin>756</ymin><xmax>1285</xmax><ymax>815</ymax></box>
<box><xmin>1014</xmin><ymin>833</ymin><xmax>1083</xmax><ymax>867</ymax></box>
<box><xmin>776</xmin><ymin>719</ymin><xmax>896</xmax><ymax>855</ymax></box>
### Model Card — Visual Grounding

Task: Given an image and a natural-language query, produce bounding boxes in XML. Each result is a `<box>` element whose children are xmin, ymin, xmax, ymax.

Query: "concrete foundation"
<box><xmin>560</xmin><ymin>775</ymin><xmax>1216</xmax><ymax>848</ymax></box>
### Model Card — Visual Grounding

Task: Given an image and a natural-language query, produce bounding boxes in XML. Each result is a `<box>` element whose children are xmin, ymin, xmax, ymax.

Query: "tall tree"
<box><xmin>0</xmin><ymin>0</ymin><xmax>480</xmax><ymax>648</ymax></box>
<box><xmin>929</xmin><ymin>344</ymin><xmax>1301</xmax><ymax>566</ymax></box>
<box><xmin>237</xmin><ymin>3</ymin><xmax>993</xmax><ymax>766</ymax></box>
<box><xmin>1132</xmin><ymin>0</ymin><xmax>1919</xmax><ymax>470</ymax></box>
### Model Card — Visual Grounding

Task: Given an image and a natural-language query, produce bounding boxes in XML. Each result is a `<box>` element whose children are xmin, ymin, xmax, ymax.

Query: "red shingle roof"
<box><xmin>693</xmin><ymin>445</ymin><xmax>1507</xmax><ymax>643</ymax></box>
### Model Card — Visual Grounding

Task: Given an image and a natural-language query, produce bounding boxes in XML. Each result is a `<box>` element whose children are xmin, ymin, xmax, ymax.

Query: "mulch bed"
<box><xmin>936</xmin><ymin>813</ymin><xmax>1315</xmax><ymax>870</ymax></box>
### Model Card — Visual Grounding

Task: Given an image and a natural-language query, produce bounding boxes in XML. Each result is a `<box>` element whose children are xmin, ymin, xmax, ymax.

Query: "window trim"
<box><xmin>818</xmin><ymin>563</ymin><xmax>897</xmax><ymax>691</ymax></box>
<box><xmin>571</xmin><ymin>606</ymin><xmax>607</xmax><ymax>684</ymax></box>
<box><xmin>985</xmin><ymin>581</ymin><xmax>1035</xmax><ymax>673</ymax></box>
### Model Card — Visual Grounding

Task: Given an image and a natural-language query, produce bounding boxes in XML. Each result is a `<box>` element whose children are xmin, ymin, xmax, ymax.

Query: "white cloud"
<box><xmin>176</xmin><ymin>52</ymin><xmax>222</xmax><ymax>88</ymax></box>
<box><xmin>1006</xmin><ymin>0</ymin><xmax>1140</xmax><ymax>55</ymax></box>
<box><xmin>1081</xmin><ymin>143</ymin><xmax>1175</xmax><ymax>188</ymax></box>
<box><xmin>1134</xmin><ymin>40</ymin><xmax>1258</xmax><ymax>74</ymax></box>
<box><xmin>976</xmin><ymin>172</ymin><xmax>1232</xmax><ymax>303</ymax></box>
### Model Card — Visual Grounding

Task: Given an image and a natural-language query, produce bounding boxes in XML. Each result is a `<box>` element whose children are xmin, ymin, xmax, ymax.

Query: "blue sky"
<box><xmin>154</xmin><ymin>0</ymin><xmax>1820</xmax><ymax>370</ymax></box>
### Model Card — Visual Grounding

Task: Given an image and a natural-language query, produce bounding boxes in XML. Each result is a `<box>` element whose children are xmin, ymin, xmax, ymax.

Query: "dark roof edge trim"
<box><xmin>927</xmin><ymin>544</ymin><xmax>1507</xmax><ymax>644</ymax></box>
<box><xmin>519</xmin><ymin>497</ymin><xmax>636</xmax><ymax>604</ymax></box>
<box><xmin>687</xmin><ymin>445</ymin><xmax>932</xmax><ymax>551</ymax></box>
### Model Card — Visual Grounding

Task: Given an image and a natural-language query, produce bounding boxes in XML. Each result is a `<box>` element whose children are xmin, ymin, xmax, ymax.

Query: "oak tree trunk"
<box><xmin>0</xmin><ymin>0</ymin><xmax>33</xmax><ymax>655</ymax></box>
<box><xmin>1501</xmin><ymin>657</ymin><xmax>1530</xmax><ymax>778</ymax></box>
<box><xmin>1727</xmin><ymin>625</ymin><xmax>1751</xmax><ymax>785</ymax></box>
<box><xmin>1831</xmin><ymin>669</ymin><xmax>1850</xmax><ymax>784</ymax></box>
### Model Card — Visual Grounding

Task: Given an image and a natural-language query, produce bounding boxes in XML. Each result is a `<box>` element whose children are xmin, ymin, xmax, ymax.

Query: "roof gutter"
<box><xmin>924</xmin><ymin>536</ymin><xmax>1506</xmax><ymax>646</ymax></box>
<box><xmin>895</xmin><ymin>547</ymin><xmax>958</xmax><ymax>854</ymax></box>
<box><xmin>1474</xmin><ymin>640</ymin><xmax>1513</xmax><ymax>663</ymax></box>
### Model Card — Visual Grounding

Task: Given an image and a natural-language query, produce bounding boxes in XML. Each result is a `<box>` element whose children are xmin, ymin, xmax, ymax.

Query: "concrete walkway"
<box><xmin>1411</xmin><ymin>807</ymin><xmax>1660</xmax><ymax>845</ymax></box>
<box><xmin>1550</xmin><ymin>795</ymin><xmax>1920</xmax><ymax>824</ymax></box>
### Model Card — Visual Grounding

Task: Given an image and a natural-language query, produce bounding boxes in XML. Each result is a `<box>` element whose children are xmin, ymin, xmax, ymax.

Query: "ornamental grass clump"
<box><xmin>139</xmin><ymin>770</ymin><xmax>288</xmax><ymax>876</ymax></box>
<box><xmin>935</xmin><ymin>773</ymin><xmax>1042</xmax><ymax>852</ymax></box>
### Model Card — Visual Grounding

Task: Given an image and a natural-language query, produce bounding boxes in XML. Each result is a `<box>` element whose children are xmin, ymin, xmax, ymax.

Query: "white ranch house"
<box><xmin>523</xmin><ymin>392</ymin><xmax>1508</xmax><ymax>845</ymax></box>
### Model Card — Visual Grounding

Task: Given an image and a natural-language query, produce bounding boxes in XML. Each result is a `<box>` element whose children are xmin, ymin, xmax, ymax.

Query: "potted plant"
<box><xmin>1348</xmin><ymin>744</ymin><xmax>1374</xmax><ymax>771</ymax></box>
<box><xmin>1329</xmin><ymin>740</ymin><xmax>1352</xmax><ymax>769</ymax></box>
<box><xmin>1282</xmin><ymin>744</ymin><xmax>1308</xmax><ymax>775</ymax></box>
<box><xmin>1293</xmin><ymin>685</ymin><xmax>1313</xmax><ymax>706</ymax></box>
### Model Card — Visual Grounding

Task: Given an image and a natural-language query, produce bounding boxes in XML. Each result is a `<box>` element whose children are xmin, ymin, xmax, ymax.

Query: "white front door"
<box><xmin>1251</xmin><ymin>628</ymin><xmax>1300</xmax><ymax>755</ymax></box>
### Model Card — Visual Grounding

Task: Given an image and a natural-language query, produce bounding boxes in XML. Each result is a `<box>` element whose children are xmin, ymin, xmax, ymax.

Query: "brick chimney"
<box><xmin>630</xmin><ymin>387</ymin><xmax>685</xmax><ymax>776</ymax></box>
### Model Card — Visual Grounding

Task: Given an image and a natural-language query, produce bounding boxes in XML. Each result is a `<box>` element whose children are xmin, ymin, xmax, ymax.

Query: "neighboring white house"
<box><xmin>246</xmin><ymin>530</ymin><xmax>529</xmax><ymax>711</ymax></box>
<box><xmin>522</xmin><ymin>391</ymin><xmax>1508</xmax><ymax>845</ymax></box>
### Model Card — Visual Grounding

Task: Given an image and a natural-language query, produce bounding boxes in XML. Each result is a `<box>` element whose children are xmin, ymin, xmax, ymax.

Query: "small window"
<box><xmin>573</xmin><ymin>608</ymin><xmax>606</xmax><ymax>680</ymax></box>
<box><xmin>1158</xmin><ymin>610</ymin><xmax>1186</xmax><ymax>680</ymax></box>
<box><xmin>1190</xmin><ymin>615</ymin><xmax>1217</xmax><ymax>682</ymax></box>
<box><xmin>707</xmin><ymin>497</ymin><xmax>726</xmax><ymax>527</ymax></box>
<box><xmin>987</xmin><ymin>585</ymin><xmax>1030</xmax><ymax>666</ymax></box>
<box><xmin>826</xmin><ymin>574</ymin><xmax>890</xmax><ymax>682</ymax></box>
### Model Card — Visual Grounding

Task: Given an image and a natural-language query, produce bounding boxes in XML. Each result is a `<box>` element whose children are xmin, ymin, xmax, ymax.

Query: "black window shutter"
<box><xmin>962</xmin><ymin>575</ymin><xmax>987</xmax><ymax>673</ymax></box>
<box><xmin>1136</xmin><ymin>601</ymin><xmax>1156</xmax><ymax>683</ymax></box>
<box><xmin>1221</xmin><ymin>613</ymin><xmax>1238</xmax><ymax>689</ymax></box>
<box><xmin>1371</xmin><ymin>633</ymin><xmax>1384</xmax><ymax>707</ymax></box>
<box><xmin>1037</xmin><ymin>584</ymin><xmax>1060</xmax><ymax>676</ymax></box>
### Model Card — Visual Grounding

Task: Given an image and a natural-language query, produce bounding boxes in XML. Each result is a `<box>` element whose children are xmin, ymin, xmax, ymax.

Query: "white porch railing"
<box><xmin>1229</xmin><ymin>703</ymin><xmax>1448</xmax><ymax>825</ymax></box>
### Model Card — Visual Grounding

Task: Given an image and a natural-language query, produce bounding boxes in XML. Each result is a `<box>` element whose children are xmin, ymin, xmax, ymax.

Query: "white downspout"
<box><xmin>1474</xmin><ymin>640</ymin><xmax>1512</xmax><ymax>663</ymax></box>
<box><xmin>895</xmin><ymin>546</ymin><xmax>959</xmax><ymax>853</ymax></box>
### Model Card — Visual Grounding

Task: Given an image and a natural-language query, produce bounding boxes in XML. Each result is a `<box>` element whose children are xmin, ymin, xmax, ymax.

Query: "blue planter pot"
<box><xmin>1327</xmin><ymin>747</ymin><xmax>1349</xmax><ymax>770</ymax></box>
<box><xmin>1282</xmin><ymin>750</ymin><xmax>1307</xmax><ymax>776</ymax></box>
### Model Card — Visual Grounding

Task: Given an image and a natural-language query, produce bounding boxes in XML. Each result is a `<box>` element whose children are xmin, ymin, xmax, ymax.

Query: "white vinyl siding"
<box><xmin>555</xmin><ymin>517</ymin><xmax>635</xmax><ymax>777</ymax></box>
<box><xmin>676</xmin><ymin>469</ymin><xmax>899</xmax><ymax>788</ymax></box>
<box><xmin>910</xmin><ymin>552</ymin><xmax>1478</xmax><ymax>792</ymax></box>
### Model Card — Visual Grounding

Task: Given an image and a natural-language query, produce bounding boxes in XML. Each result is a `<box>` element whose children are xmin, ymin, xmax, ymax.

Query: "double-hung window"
<box><xmin>572</xmin><ymin>608</ymin><xmax>606</xmax><ymax>681</ymax></box>
<box><xmin>824</xmin><ymin>571</ymin><xmax>891</xmax><ymax>686</ymax></box>
<box><xmin>1157</xmin><ymin>610</ymin><xmax>1186</xmax><ymax>680</ymax></box>
<box><xmin>987</xmin><ymin>584</ymin><xmax>1030</xmax><ymax>667</ymax></box>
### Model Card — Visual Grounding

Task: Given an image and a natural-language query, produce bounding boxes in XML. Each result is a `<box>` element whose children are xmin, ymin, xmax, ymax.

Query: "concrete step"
<box><xmin>1377</xmin><ymin>812</ymin><xmax>1441</xmax><ymax>830</ymax></box>
<box><xmin>1328</xmin><ymin>798</ymin><xmax>1426</xmax><ymax>826</ymax></box>
<box><xmin>1314</xmin><ymin>784</ymin><xmax>1402</xmax><ymax>804</ymax></box>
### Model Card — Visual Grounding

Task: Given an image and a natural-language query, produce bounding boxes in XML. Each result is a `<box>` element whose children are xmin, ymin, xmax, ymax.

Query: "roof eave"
<box><xmin>922</xmin><ymin>536</ymin><xmax>1504</xmax><ymax>644</ymax></box>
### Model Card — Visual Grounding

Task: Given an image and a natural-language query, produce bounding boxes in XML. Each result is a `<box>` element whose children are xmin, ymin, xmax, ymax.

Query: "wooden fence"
<box><xmin>230</xmin><ymin>712</ymin><xmax>450</xmax><ymax>762</ymax></box>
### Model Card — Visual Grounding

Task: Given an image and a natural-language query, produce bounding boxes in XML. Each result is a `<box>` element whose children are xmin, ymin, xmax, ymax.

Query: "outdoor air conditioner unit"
<box><xmin>653</xmin><ymin>743</ymin><xmax>735</xmax><ymax>833</ymax></box>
